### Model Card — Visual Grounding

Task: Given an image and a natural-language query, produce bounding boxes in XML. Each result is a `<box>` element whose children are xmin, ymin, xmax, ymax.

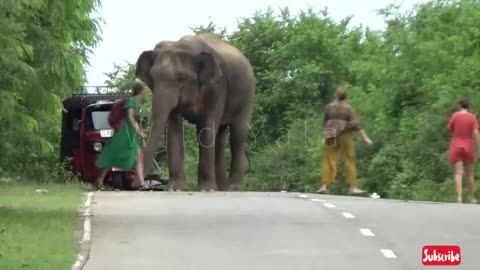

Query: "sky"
<box><xmin>84</xmin><ymin>0</ymin><xmax>427</xmax><ymax>86</ymax></box>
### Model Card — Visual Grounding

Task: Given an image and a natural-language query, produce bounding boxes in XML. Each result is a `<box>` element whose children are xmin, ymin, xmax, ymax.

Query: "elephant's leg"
<box><xmin>166</xmin><ymin>113</ymin><xmax>188</xmax><ymax>191</ymax></box>
<box><xmin>227</xmin><ymin>121</ymin><xmax>249</xmax><ymax>191</ymax></box>
<box><xmin>215</xmin><ymin>125</ymin><xmax>228</xmax><ymax>191</ymax></box>
<box><xmin>196</xmin><ymin>118</ymin><xmax>220</xmax><ymax>192</ymax></box>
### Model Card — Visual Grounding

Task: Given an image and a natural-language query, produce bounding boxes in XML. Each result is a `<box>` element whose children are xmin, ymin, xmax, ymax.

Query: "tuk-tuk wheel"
<box><xmin>111</xmin><ymin>173</ymin><xmax>124</xmax><ymax>190</ymax></box>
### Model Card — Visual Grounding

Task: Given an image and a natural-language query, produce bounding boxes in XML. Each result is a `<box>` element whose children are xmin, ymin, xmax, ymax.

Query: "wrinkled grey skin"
<box><xmin>135</xmin><ymin>33</ymin><xmax>255</xmax><ymax>191</ymax></box>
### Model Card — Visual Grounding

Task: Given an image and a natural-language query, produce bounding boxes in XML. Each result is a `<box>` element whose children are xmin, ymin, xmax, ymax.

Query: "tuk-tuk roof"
<box><xmin>62</xmin><ymin>93</ymin><xmax>130</xmax><ymax>112</ymax></box>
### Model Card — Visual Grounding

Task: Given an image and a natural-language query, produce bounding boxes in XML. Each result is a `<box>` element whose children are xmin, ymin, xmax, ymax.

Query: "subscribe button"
<box><xmin>422</xmin><ymin>245</ymin><xmax>461</xmax><ymax>266</ymax></box>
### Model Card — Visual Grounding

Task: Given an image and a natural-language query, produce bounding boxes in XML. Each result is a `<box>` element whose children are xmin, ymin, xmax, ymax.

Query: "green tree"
<box><xmin>104</xmin><ymin>0</ymin><xmax>480</xmax><ymax>201</ymax></box>
<box><xmin>0</xmin><ymin>0</ymin><xmax>102</xmax><ymax>180</ymax></box>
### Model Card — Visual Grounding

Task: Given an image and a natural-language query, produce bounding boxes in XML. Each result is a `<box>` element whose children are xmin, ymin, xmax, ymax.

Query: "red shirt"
<box><xmin>448</xmin><ymin>111</ymin><xmax>479</xmax><ymax>148</ymax></box>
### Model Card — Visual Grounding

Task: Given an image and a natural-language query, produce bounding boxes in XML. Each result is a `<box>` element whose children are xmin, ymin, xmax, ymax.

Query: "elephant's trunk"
<box><xmin>142</xmin><ymin>85</ymin><xmax>179</xmax><ymax>176</ymax></box>
<box><xmin>143</xmin><ymin>119</ymin><xmax>166</xmax><ymax>177</ymax></box>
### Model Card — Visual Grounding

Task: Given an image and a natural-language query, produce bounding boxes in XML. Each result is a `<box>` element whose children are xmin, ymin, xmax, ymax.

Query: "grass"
<box><xmin>0</xmin><ymin>182</ymin><xmax>91</xmax><ymax>270</ymax></box>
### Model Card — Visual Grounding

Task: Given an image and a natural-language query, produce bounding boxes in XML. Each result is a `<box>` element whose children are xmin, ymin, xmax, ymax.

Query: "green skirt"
<box><xmin>95</xmin><ymin>120</ymin><xmax>139</xmax><ymax>171</ymax></box>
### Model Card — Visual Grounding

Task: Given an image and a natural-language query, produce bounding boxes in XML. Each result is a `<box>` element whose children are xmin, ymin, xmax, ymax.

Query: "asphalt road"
<box><xmin>83</xmin><ymin>191</ymin><xmax>480</xmax><ymax>270</ymax></box>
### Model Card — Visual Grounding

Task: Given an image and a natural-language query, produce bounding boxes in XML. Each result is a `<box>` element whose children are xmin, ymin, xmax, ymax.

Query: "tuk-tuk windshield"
<box><xmin>91</xmin><ymin>111</ymin><xmax>112</xmax><ymax>130</ymax></box>
<box><xmin>85</xmin><ymin>104</ymin><xmax>113</xmax><ymax>130</ymax></box>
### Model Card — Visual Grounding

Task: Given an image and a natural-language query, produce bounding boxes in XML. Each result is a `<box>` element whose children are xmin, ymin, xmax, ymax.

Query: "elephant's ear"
<box><xmin>135</xmin><ymin>50</ymin><xmax>155</xmax><ymax>89</ymax></box>
<box><xmin>195</xmin><ymin>52</ymin><xmax>220</xmax><ymax>85</ymax></box>
<box><xmin>135</xmin><ymin>50</ymin><xmax>154</xmax><ymax>77</ymax></box>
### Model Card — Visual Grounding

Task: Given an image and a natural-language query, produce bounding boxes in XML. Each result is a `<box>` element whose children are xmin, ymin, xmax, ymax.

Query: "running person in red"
<box><xmin>448</xmin><ymin>99</ymin><xmax>480</xmax><ymax>203</ymax></box>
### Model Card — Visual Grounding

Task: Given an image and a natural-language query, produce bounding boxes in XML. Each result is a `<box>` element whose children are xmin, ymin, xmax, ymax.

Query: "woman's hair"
<box><xmin>131</xmin><ymin>80</ymin><xmax>145</xmax><ymax>96</ymax></box>
<box><xmin>336</xmin><ymin>87</ymin><xmax>347</xmax><ymax>101</ymax></box>
<box><xmin>459</xmin><ymin>98</ymin><xmax>469</xmax><ymax>109</ymax></box>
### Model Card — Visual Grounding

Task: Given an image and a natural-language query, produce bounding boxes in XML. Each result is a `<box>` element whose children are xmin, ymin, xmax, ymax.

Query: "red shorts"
<box><xmin>448</xmin><ymin>145</ymin><xmax>475</xmax><ymax>164</ymax></box>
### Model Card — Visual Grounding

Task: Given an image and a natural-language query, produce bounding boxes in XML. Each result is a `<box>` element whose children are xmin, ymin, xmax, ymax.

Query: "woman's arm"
<box><xmin>127</xmin><ymin>108</ymin><xmax>145</xmax><ymax>137</ymax></box>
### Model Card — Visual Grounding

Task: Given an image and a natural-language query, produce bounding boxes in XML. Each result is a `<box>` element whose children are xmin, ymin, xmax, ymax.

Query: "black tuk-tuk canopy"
<box><xmin>62</xmin><ymin>93</ymin><xmax>129</xmax><ymax>112</ymax></box>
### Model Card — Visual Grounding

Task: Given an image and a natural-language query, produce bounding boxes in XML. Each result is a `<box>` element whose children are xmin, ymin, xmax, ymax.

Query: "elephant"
<box><xmin>135</xmin><ymin>33</ymin><xmax>256</xmax><ymax>192</ymax></box>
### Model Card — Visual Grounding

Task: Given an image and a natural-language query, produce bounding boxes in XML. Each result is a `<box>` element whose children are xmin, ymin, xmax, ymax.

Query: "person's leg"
<box><xmin>448</xmin><ymin>145</ymin><xmax>464</xmax><ymax>203</ymax></box>
<box><xmin>318</xmin><ymin>137</ymin><xmax>338</xmax><ymax>193</ymax></box>
<box><xmin>339</xmin><ymin>132</ymin><xmax>365</xmax><ymax>194</ymax></box>
<box><xmin>135</xmin><ymin>147</ymin><xmax>146</xmax><ymax>189</ymax></box>
<box><xmin>454</xmin><ymin>161</ymin><xmax>464</xmax><ymax>203</ymax></box>
<box><xmin>95</xmin><ymin>168</ymin><xmax>109</xmax><ymax>190</ymax></box>
<box><xmin>463</xmin><ymin>145</ymin><xmax>476</xmax><ymax>203</ymax></box>
<box><xmin>464</xmin><ymin>162</ymin><xmax>476</xmax><ymax>203</ymax></box>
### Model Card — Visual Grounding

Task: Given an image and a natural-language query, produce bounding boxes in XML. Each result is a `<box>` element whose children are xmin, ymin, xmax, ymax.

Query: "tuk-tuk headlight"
<box><xmin>93</xmin><ymin>142</ymin><xmax>103</xmax><ymax>152</ymax></box>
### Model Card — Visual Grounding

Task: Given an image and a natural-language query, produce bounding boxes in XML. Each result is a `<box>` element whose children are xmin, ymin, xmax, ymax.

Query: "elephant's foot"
<box><xmin>166</xmin><ymin>179</ymin><xmax>188</xmax><ymax>191</ymax></box>
<box><xmin>215</xmin><ymin>181</ymin><xmax>229</xmax><ymax>192</ymax></box>
<box><xmin>196</xmin><ymin>181</ymin><xmax>217</xmax><ymax>192</ymax></box>
<box><xmin>227</xmin><ymin>184</ymin><xmax>243</xmax><ymax>191</ymax></box>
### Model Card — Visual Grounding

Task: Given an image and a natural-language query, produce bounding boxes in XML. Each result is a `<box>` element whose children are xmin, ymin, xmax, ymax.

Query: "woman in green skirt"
<box><xmin>95</xmin><ymin>81</ymin><xmax>147</xmax><ymax>190</ymax></box>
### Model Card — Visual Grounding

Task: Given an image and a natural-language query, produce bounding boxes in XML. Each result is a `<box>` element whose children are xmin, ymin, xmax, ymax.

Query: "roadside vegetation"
<box><xmin>0</xmin><ymin>0</ymin><xmax>100</xmax><ymax>269</ymax></box>
<box><xmin>2</xmin><ymin>1</ymin><xmax>480</xmax><ymax>199</ymax></box>
<box><xmin>107</xmin><ymin>0</ymin><xmax>480</xmax><ymax>202</ymax></box>
<box><xmin>0</xmin><ymin>182</ymin><xmax>89</xmax><ymax>270</ymax></box>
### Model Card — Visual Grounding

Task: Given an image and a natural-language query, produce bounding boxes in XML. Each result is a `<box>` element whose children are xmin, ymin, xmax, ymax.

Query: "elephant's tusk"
<box><xmin>135</xmin><ymin>78</ymin><xmax>146</xmax><ymax>86</ymax></box>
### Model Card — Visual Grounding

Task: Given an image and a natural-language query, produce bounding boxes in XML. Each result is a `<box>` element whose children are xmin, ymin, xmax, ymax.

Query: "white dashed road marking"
<box><xmin>360</xmin><ymin>228</ymin><xmax>375</xmax><ymax>236</ymax></box>
<box><xmin>380</xmin><ymin>249</ymin><xmax>397</xmax><ymax>258</ymax></box>
<box><xmin>294</xmin><ymin>194</ymin><xmax>396</xmax><ymax>260</ymax></box>
<box><xmin>293</xmin><ymin>193</ymin><xmax>398</xmax><ymax>261</ymax></box>
<box><xmin>323</xmin><ymin>202</ymin><xmax>336</xmax><ymax>208</ymax></box>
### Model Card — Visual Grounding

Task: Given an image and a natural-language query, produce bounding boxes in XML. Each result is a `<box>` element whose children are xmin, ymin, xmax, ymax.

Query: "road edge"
<box><xmin>71</xmin><ymin>191</ymin><xmax>94</xmax><ymax>270</ymax></box>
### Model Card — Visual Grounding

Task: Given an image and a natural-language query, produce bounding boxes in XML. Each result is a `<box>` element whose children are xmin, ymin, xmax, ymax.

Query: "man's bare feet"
<box><xmin>316</xmin><ymin>184</ymin><xmax>328</xmax><ymax>194</ymax></box>
<box><xmin>349</xmin><ymin>187</ymin><xmax>367</xmax><ymax>196</ymax></box>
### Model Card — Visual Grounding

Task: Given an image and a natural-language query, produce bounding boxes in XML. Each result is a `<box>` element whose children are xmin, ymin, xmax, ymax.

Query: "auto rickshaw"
<box><xmin>60</xmin><ymin>89</ymin><xmax>167</xmax><ymax>190</ymax></box>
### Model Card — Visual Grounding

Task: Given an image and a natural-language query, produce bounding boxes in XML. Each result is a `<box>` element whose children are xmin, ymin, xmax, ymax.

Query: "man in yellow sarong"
<box><xmin>317</xmin><ymin>87</ymin><xmax>373</xmax><ymax>195</ymax></box>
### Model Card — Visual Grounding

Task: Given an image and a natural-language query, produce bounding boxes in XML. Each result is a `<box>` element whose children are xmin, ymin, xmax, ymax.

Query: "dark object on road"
<box><xmin>142</xmin><ymin>175</ymin><xmax>169</xmax><ymax>191</ymax></box>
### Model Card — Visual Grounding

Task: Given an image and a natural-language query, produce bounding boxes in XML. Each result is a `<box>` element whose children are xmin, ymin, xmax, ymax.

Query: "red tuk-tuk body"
<box><xmin>60</xmin><ymin>92</ymin><xmax>136</xmax><ymax>189</ymax></box>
